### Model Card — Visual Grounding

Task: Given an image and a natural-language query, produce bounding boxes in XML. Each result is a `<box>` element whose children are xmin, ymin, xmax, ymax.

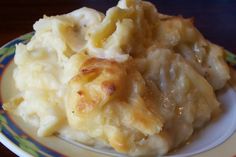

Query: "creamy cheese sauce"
<box><xmin>3</xmin><ymin>0</ymin><xmax>230</xmax><ymax>156</ymax></box>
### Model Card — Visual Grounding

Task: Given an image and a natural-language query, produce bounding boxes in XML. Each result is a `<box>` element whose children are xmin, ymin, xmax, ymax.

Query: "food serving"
<box><xmin>3</xmin><ymin>0</ymin><xmax>230</xmax><ymax>156</ymax></box>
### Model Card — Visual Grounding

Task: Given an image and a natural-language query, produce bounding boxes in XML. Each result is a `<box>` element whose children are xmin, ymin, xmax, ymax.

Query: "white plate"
<box><xmin>0</xmin><ymin>33</ymin><xmax>236</xmax><ymax>157</ymax></box>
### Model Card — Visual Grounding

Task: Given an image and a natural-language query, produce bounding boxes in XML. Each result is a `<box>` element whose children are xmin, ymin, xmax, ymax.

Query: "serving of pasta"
<box><xmin>3</xmin><ymin>0</ymin><xmax>230</xmax><ymax>156</ymax></box>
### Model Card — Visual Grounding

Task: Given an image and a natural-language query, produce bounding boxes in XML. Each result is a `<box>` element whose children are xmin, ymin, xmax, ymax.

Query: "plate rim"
<box><xmin>0</xmin><ymin>132</ymin><xmax>32</xmax><ymax>157</ymax></box>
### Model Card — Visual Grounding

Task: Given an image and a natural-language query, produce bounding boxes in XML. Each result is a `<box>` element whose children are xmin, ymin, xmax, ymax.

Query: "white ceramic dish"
<box><xmin>0</xmin><ymin>33</ymin><xmax>236</xmax><ymax>157</ymax></box>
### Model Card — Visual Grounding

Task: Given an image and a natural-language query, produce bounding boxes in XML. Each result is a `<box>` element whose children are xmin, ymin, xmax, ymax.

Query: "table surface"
<box><xmin>0</xmin><ymin>0</ymin><xmax>236</xmax><ymax>156</ymax></box>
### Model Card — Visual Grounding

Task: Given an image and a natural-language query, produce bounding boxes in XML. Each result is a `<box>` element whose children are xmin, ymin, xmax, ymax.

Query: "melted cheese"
<box><xmin>3</xmin><ymin>0</ymin><xmax>230</xmax><ymax>156</ymax></box>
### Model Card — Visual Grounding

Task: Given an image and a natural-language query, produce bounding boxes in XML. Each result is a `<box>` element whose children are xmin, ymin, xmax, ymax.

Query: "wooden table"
<box><xmin>0</xmin><ymin>0</ymin><xmax>236</xmax><ymax>156</ymax></box>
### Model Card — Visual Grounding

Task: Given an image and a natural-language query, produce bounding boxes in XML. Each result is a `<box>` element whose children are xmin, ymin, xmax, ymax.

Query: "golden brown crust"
<box><xmin>101</xmin><ymin>81</ymin><xmax>116</xmax><ymax>96</ymax></box>
<box><xmin>66</xmin><ymin>57</ymin><xmax>164</xmax><ymax>154</ymax></box>
<box><xmin>69</xmin><ymin>57</ymin><xmax>127</xmax><ymax>114</ymax></box>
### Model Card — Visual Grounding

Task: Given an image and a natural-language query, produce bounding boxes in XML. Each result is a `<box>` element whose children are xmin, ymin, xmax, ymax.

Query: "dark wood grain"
<box><xmin>0</xmin><ymin>0</ymin><xmax>236</xmax><ymax>156</ymax></box>
<box><xmin>0</xmin><ymin>143</ymin><xmax>16</xmax><ymax>156</ymax></box>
